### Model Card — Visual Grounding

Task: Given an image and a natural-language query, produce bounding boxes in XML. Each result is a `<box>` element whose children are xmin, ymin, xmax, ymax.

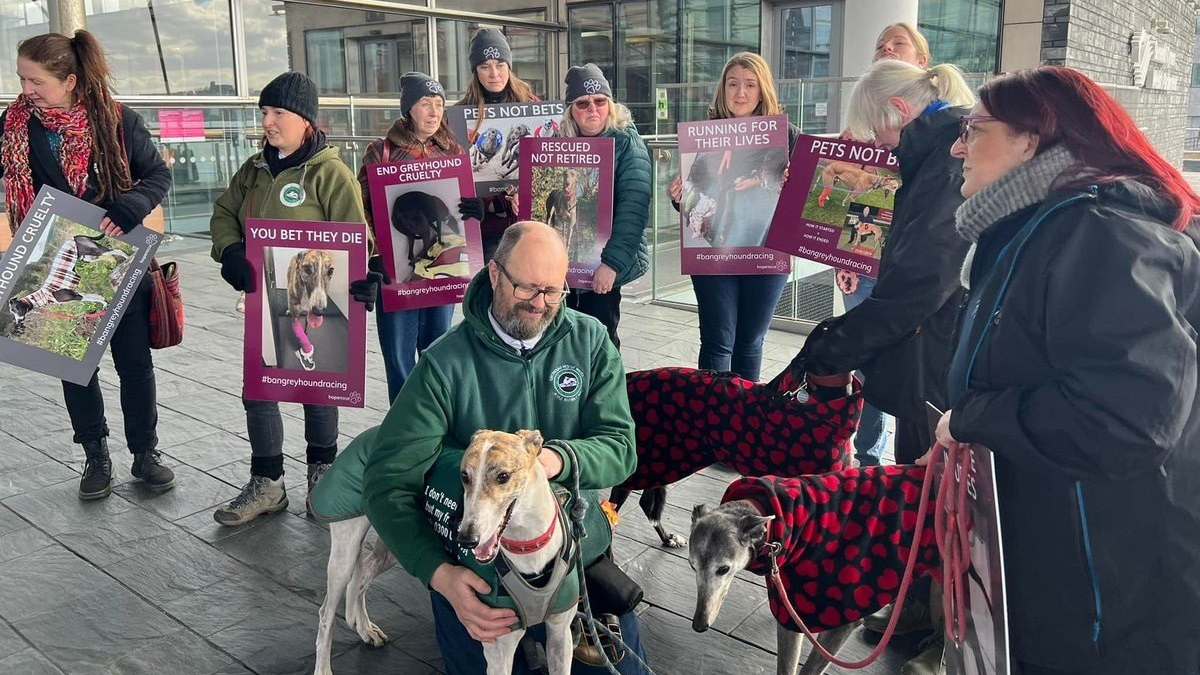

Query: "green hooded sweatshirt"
<box><xmin>362</xmin><ymin>268</ymin><xmax>637</xmax><ymax>600</ymax></box>
<box><xmin>208</xmin><ymin>144</ymin><xmax>366</xmax><ymax>261</ymax></box>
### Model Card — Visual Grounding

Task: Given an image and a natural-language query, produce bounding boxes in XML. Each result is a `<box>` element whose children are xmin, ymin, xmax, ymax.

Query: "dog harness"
<box><xmin>620</xmin><ymin>367</ymin><xmax>861</xmax><ymax>490</ymax></box>
<box><xmin>723</xmin><ymin>467</ymin><xmax>940</xmax><ymax>632</ymax></box>
<box><xmin>494</xmin><ymin>497</ymin><xmax>580</xmax><ymax>629</ymax></box>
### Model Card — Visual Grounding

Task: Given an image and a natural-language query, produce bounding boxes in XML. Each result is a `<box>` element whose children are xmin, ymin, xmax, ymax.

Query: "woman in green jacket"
<box><xmin>208</xmin><ymin>71</ymin><xmax>367</xmax><ymax>526</ymax></box>
<box><xmin>556</xmin><ymin>64</ymin><xmax>651</xmax><ymax>347</ymax></box>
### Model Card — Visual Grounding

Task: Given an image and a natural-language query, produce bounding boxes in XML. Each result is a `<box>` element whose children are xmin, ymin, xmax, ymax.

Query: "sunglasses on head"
<box><xmin>573</xmin><ymin>97</ymin><xmax>609</xmax><ymax>111</ymax></box>
<box><xmin>958</xmin><ymin>114</ymin><xmax>999</xmax><ymax>143</ymax></box>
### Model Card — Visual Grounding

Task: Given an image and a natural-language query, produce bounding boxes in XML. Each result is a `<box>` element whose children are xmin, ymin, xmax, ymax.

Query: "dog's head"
<box><xmin>456</xmin><ymin>429</ymin><xmax>545</xmax><ymax>563</ymax></box>
<box><xmin>7</xmin><ymin>297</ymin><xmax>30</xmax><ymax>325</ymax></box>
<box><xmin>509</xmin><ymin>124</ymin><xmax>530</xmax><ymax>141</ymax></box>
<box><xmin>688</xmin><ymin>501</ymin><xmax>773</xmax><ymax>632</ymax></box>
<box><xmin>292</xmin><ymin>250</ymin><xmax>335</xmax><ymax>289</ymax></box>
<box><xmin>881</xmin><ymin>176</ymin><xmax>900</xmax><ymax>199</ymax></box>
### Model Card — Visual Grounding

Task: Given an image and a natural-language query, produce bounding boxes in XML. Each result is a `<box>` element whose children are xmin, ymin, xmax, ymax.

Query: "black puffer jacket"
<box><xmin>805</xmin><ymin>106</ymin><xmax>971</xmax><ymax>420</ymax></box>
<box><xmin>947</xmin><ymin>182</ymin><xmax>1200</xmax><ymax>675</ymax></box>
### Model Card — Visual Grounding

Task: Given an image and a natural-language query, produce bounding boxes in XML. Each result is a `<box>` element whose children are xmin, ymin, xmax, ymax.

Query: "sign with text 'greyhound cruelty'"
<box><xmin>0</xmin><ymin>186</ymin><xmax>159</xmax><ymax>385</ymax></box>
<box><xmin>928</xmin><ymin>404</ymin><xmax>1010</xmax><ymax>675</ymax></box>
<box><xmin>243</xmin><ymin>219</ymin><xmax>367</xmax><ymax>407</ymax></box>
<box><xmin>764</xmin><ymin>135</ymin><xmax>901</xmax><ymax>278</ymax></box>
<box><xmin>366</xmin><ymin>154</ymin><xmax>483</xmax><ymax>312</ymax></box>
<box><xmin>517</xmin><ymin>136</ymin><xmax>614</xmax><ymax>289</ymax></box>
<box><xmin>678</xmin><ymin>115</ymin><xmax>792</xmax><ymax>275</ymax></box>
<box><xmin>447</xmin><ymin>101</ymin><xmax>566</xmax><ymax>196</ymax></box>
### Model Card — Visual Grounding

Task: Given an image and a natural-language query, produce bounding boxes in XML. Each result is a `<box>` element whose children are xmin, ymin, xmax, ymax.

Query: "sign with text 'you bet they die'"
<box><xmin>243</xmin><ymin>219</ymin><xmax>367</xmax><ymax>408</ymax></box>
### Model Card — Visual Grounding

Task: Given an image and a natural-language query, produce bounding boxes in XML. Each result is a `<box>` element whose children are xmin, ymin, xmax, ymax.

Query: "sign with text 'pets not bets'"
<box><xmin>243</xmin><ymin>219</ymin><xmax>367</xmax><ymax>408</ymax></box>
<box><xmin>764</xmin><ymin>135</ymin><xmax>902</xmax><ymax>278</ymax></box>
<box><xmin>678</xmin><ymin>115</ymin><xmax>792</xmax><ymax>276</ymax></box>
<box><xmin>0</xmin><ymin>186</ymin><xmax>158</xmax><ymax>385</ymax></box>
<box><xmin>366</xmin><ymin>153</ymin><xmax>482</xmax><ymax>312</ymax></box>
<box><xmin>517</xmin><ymin>136</ymin><xmax>614</xmax><ymax>289</ymax></box>
<box><xmin>447</xmin><ymin>101</ymin><xmax>567</xmax><ymax>196</ymax></box>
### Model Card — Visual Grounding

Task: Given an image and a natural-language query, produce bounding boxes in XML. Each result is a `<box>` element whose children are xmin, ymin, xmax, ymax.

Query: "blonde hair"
<box><xmin>558</xmin><ymin>97</ymin><xmax>635</xmax><ymax>137</ymax></box>
<box><xmin>708</xmin><ymin>52</ymin><xmax>783</xmax><ymax>120</ymax></box>
<box><xmin>845</xmin><ymin>60</ymin><xmax>974</xmax><ymax>141</ymax></box>
<box><xmin>875</xmin><ymin>22</ymin><xmax>931</xmax><ymax>66</ymax></box>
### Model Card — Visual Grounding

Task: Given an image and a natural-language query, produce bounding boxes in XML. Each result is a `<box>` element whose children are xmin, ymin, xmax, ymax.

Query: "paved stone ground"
<box><xmin>0</xmin><ymin>237</ymin><xmax>921</xmax><ymax>675</ymax></box>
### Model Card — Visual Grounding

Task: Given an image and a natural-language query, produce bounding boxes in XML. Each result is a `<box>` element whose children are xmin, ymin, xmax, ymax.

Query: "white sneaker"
<box><xmin>214</xmin><ymin>476</ymin><xmax>288</xmax><ymax>526</ymax></box>
<box><xmin>296</xmin><ymin>347</ymin><xmax>316</xmax><ymax>371</ymax></box>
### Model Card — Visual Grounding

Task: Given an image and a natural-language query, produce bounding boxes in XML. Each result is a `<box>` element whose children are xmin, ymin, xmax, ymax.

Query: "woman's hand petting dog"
<box><xmin>220</xmin><ymin>242</ymin><xmax>256</xmax><ymax>293</ymax></box>
<box><xmin>430</xmin><ymin>563</ymin><xmax>518</xmax><ymax>643</ymax></box>
<box><xmin>349</xmin><ymin>256</ymin><xmax>393</xmax><ymax>312</ymax></box>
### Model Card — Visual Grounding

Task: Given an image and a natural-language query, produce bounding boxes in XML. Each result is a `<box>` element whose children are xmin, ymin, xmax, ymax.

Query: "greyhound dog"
<box><xmin>472</xmin><ymin>127</ymin><xmax>505</xmax><ymax>171</ymax></box>
<box><xmin>285</xmin><ymin>249</ymin><xmax>335</xmax><ymax>371</ymax></box>
<box><xmin>689</xmin><ymin>468</ymin><xmax>939</xmax><ymax>675</ymax></box>
<box><xmin>390</xmin><ymin>191</ymin><xmax>458</xmax><ymax>272</ymax></box>
<box><xmin>611</xmin><ymin>362</ymin><xmax>862</xmax><ymax>547</ymax></box>
<box><xmin>8</xmin><ymin>234</ymin><xmax>129</xmax><ymax>327</ymax></box>
<box><xmin>815</xmin><ymin>161</ymin><xmax>900</xmax><ymax>207</ymax></box>
<box><xmin>456</xmin><ymin>428</ymin><xmax>578</xmax><ymax>675</ymax></box>
<box><xmin>545</xmin><ymin>170</ymin><xmax>580</xmax><ymax>255</ymax></box>
<box><xmin>499</xmin><ymin>124</ymin><xmax>529</xmax><ymax>178</ymax></box>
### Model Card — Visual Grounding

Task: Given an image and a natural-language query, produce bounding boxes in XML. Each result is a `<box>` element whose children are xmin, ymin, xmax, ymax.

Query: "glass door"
<box><xmin>773</xmin><ymin>0</ymin><xmax>842</xmax><ymax>134</ymax></box>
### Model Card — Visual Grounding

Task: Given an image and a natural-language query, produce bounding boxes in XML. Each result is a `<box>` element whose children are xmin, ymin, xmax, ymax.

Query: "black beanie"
<box><xmin>564</xmin><ymin>64</ymin><xmax>613</xmax><ymax>103</ymax></box>
<box><xmin>400</xmin><ymin>72</ymin><xmax>446</xmax><ymax>117</ymax></box>
<box><xmin>469</xmin><ymin>28</ymin><xmax>513</xmax><ymax>70</ymax></box>
<box><xmin>258</xmin><ymin>71</ymin><xmax>319</xmax><ymax>126</ymax></box>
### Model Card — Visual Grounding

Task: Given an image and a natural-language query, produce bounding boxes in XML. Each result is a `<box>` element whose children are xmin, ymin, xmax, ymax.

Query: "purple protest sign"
<box><xmin>518</xmin><ymin>137</ymin><xmax>614</xmax><ymax>288</ymax></box>
<box><xmin>243</xmin><ymin>219</ymin><xmax>368</xmax><ymax>408</ymax></box>
<box><xmin>764</xmin><ymin>134</ymin><xmax>901</xmax><ymax>278</ymax></box>
<box><xmin>678</xmin><ymin>115</ymin><xmax>792</xmax><ymax>276</ymax></box>
<box><xmin>366</xmin><ymin>154</ymin><xmax>483</xmax><ymax>312</ymax></box>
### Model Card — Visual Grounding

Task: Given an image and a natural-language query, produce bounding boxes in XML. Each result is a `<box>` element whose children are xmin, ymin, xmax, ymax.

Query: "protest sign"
<box><xmin>365</xmin><ymin>154</ymin><xmax>482</xmax><ymax>312</ymax></box>
<box><xmin>678</xmin><ymin>115</ymin><xmax>792</xmax><ymax>275</ymax></box>
<box><xmin>0</xmin><ymin>186</ymin><xmax>159</xmax><ymax>385</ymax></box>
<box><xmin>764</xmin><ymin>134</ymin><xmax>901</xmax><ymax>278</ymax></box>
<box><xmin>243</xmin><ymin>219</ymin><xmax>368</xmax><ymax>408</ymax></box>
<box><xmin>447</xmin><ymin>100</ymin><xmax>567</xmax><ymax>196</ymax></box>
<box><xmin>518</xmin><ymin>136</ymin><xmax>614</xmax><ymax>288</ymax></box>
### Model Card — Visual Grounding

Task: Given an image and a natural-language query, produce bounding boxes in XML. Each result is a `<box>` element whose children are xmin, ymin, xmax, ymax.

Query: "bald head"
<box><xmin>494</xmin><ymin>221</ymin><xmax>567</xmax><ymax>271</ymax></box>
<box><xmin>488</xmin><ymin>221</ymin><xmax>570</xmax><ymax>340</ymax></box>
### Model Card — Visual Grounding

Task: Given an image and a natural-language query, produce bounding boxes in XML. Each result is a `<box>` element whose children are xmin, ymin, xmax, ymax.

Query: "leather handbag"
<box><xmin>147</xmin><ymin>258</ymin><xmax>183</xmax><ymax>348</ymax></box>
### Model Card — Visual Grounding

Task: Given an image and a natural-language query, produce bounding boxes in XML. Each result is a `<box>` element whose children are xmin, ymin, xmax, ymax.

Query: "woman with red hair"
<box><xmin>933</xmin><ymin>66</ymin><xmax>1200</xmax><ymax>675</ymax></box>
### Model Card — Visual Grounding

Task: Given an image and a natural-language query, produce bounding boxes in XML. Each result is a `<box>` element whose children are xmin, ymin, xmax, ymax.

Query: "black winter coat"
<box><xmin>805</xmin><ymin>107</ymin><xmax>971</xmax><ymax>420</ymax></box>
<box><xmin>947</xmin><ymin>182</ymin><xmax>1200</xmax><ymax>675</ymax></box>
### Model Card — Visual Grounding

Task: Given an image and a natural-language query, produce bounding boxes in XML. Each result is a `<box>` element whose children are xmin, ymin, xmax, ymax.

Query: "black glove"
<box><xmin>349</xmin><ymin>255</ymin><xmax>392</xmax><ymax>312</ymax></box>
<box><xmin>458</xmin><ymin>197</ymin><xmax>486</xmax><ymax>222</ymax></box>
<box><xmin>219</xmin><ymin>242</ymin><xmax>255</xmax><ymax>292</ymax></box>
<box><xmin>105</xmin><ymin>200</ymin><xmax>141</xmax><ymax>234</ymax></box>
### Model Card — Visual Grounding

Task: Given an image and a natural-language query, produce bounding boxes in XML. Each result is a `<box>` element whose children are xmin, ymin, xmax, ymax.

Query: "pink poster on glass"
<box><xmin>159</xmin><ymin>109</ymin><xmax>206</xmax><ymax>142</ymax></box>
<box><xmin>517</xmin><ymin>136</ymin><xmax>614</xmax><ymax>289</ymax></box>
<box><xmin>243</xmin><ymin>219</ymin><xmax>368</xmax><ymax>408</ymax></box>
<box><xmin>678</xmin><ymin>115</ymin><xmax>792</xmax><ymax>276</ymax></box>
<box><xmin>365</xmin><ymin>154</ymin><xmax>483</xmax><ymax>312</ymax></box>
<box><xmin>763</xmin><ymin>135</ymin><xmax>901</xmax><ymax>278</ymax></box>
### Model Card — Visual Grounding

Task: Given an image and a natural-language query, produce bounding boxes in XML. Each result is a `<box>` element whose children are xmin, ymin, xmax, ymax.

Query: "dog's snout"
<box><xmin>692</xmin><ymin>617</ymin><xmax>709</xmax><ymax>633</ymax></box>
<box><xmin>455</xmin><ymin>529</ymin><xmax>478</xmax><ymax>548</ymax></box>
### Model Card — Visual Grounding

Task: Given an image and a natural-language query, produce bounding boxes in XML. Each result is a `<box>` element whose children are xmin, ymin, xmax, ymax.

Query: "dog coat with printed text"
<box><xmin>724</xmin><ymin>467</ymin><xmax>939</xmax><ymax>632</ymax></box>
<box><xmin>619</xmin><ymin>367</ymin><xmax>862</xmax><ymax>490</ymax></box>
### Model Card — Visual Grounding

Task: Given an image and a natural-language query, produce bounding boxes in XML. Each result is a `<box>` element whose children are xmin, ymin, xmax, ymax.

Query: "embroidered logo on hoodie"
<box><xmin>551</xmin><ymin>364</ymin><xmax>585</xmax><ymax>401</ymax></box>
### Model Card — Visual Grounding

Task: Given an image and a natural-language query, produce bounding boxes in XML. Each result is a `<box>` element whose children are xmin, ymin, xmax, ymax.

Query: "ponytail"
<box><xmin>927</xmin><ymin>63</ymin><xmax>974</xmax><ymax>108</ymax></box>
<box><xmin>845</xmin><ymin>59</ymin><xmax>975</xmax><ymax>143</ymax></box>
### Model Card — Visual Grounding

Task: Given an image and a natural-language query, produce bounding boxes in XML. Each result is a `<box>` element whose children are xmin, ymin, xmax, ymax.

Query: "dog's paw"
<box><xmin>356</xmin><ymin>621</ymin><xmax>389</xmax><ymax>647</ymax></box>
<box><xmin>663</xmin><ymin>533</ymin><xmax>689</xmax><ymax>549</ymax></box>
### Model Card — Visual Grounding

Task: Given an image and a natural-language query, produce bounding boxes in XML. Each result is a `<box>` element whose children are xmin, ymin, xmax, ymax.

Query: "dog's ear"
<box><xmin>691</xmin><ymin>504</ymin><xmax>709</xmax><ymax>525</ymax></box>
<box><xmin>516</xmin><ymin>429</ymin><xmax>543</xmax><ymax>455</ymax></box>
<box><xmin>737</xmin><ymin>513</ymin><xmax>774</xmax><ymax>545</ymax></box>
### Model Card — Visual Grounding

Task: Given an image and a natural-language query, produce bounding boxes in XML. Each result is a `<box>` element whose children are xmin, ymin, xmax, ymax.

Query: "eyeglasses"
<box><xmin>494</xmin><ymin>262</ymin><xmax>569</xmax><ymax>305</ymax></box>
<box><xmin>958</xmin><ymin>114</ymin><xmax>1000</xmax><ymax>144</ymax></box>
<box><xmin>573</xmin><ymin>97</ymin><xmax>609</xmax><ymax>111</ymax></box>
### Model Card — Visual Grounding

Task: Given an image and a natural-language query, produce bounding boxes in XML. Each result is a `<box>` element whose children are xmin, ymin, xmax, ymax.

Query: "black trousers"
<box><xmin>567</xmin><ymin>288</ymin><xmax>622</xmax><ymax>348</ymax></box>
<box><xmin>62</xmin><ymin>279</ymin><xmax>157</xmax><ymax>454</ymax></box>
<box><xmin>894</xmin><ymin>414</ymin><xmax>935</xmax><ymax>464</ymax></box>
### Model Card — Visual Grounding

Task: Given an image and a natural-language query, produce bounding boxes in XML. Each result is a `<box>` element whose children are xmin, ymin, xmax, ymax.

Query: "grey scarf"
<box><xmin>955</xmin><ymin>144</ymin><xmax>1079</xmax><ymax>287</ymax></box>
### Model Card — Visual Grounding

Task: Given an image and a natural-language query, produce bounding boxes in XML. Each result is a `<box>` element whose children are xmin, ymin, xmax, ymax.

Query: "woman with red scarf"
<box><xmin>0</xmin><ymin>31</ymin><xmax>174</xmax><ymax>500</ymax></box>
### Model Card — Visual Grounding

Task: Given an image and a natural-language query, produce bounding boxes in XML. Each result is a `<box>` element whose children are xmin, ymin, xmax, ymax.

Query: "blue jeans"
<box><xmin>375</xmin><ymin>297</ymin><xmax>454</xmax><ymax>403</ymax></box>
<box><xmin>691</xmin><ymin>274</ymin><xmax>788</xmax><ymax>382</ymax></box>
<box><xmin>431</xmin><ymin>591</ymin><xmax>650</xmax><ymax>675</ymax></box>
<box><xmin>844</xmin><ymin>275</ymin><xmax>890</xmax><ymax>466</ymax></box>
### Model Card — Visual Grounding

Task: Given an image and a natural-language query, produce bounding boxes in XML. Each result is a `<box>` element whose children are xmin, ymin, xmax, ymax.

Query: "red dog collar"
<box><xmin>501</xmin><ymin>504</ymin><xmax>559</xmax><ymax>554</ymax></box>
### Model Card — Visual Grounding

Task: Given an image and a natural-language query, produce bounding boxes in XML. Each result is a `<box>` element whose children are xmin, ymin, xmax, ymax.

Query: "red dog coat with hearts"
<box><xmin>620</xmin><ymin>367</ymin><xmax>862</xmax><ymax>490</ymax></box>
<box><xmin>723</xmin><ymin>466</ymin><xmax>939</xmax><ymax>632</ymax></box>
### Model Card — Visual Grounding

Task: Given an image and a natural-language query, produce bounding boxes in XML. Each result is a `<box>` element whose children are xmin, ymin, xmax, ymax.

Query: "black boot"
<box><xmin>79</xmin><ymin>439</ymin><xmax>113</xmax><ymax>500</ymax></box>
<box><xmin>131</xmin><ymin>450</ymin><xmax>176</xmax><ymax>492</ymax></box>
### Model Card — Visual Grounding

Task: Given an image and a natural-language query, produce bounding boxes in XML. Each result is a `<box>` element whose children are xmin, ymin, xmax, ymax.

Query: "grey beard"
<box><xmin>498</xmin><ymin>307</ymin><xmax>552</xmax><ymax>340</ymax></box>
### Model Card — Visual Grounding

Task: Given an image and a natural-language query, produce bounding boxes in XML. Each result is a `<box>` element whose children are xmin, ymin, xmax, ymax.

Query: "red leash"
<box><xmin>765</xmin><ymin>443</ymin><xmax>973</xmax><ymax>668</ymax></box>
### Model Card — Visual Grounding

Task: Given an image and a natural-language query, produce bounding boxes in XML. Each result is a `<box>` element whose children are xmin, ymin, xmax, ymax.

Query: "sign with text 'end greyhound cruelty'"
<box><xmin>243</xmin><ymin>219</ymin><xmax>367</xmax><ymax>408</ymax></box>
<box><xmin>764</xmin><ymin>135</ymin><xmax>901</xmax><ymax>278</ymax></box>
<box><xmin>0</xmin><ymin>186</ymin><xmax>159</xmax><ymax>385</ymax></box>
<box><xmin>928</xmin><ymin>404</ymin><xmax>1010</xmax><ymax>675</ymax></box>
